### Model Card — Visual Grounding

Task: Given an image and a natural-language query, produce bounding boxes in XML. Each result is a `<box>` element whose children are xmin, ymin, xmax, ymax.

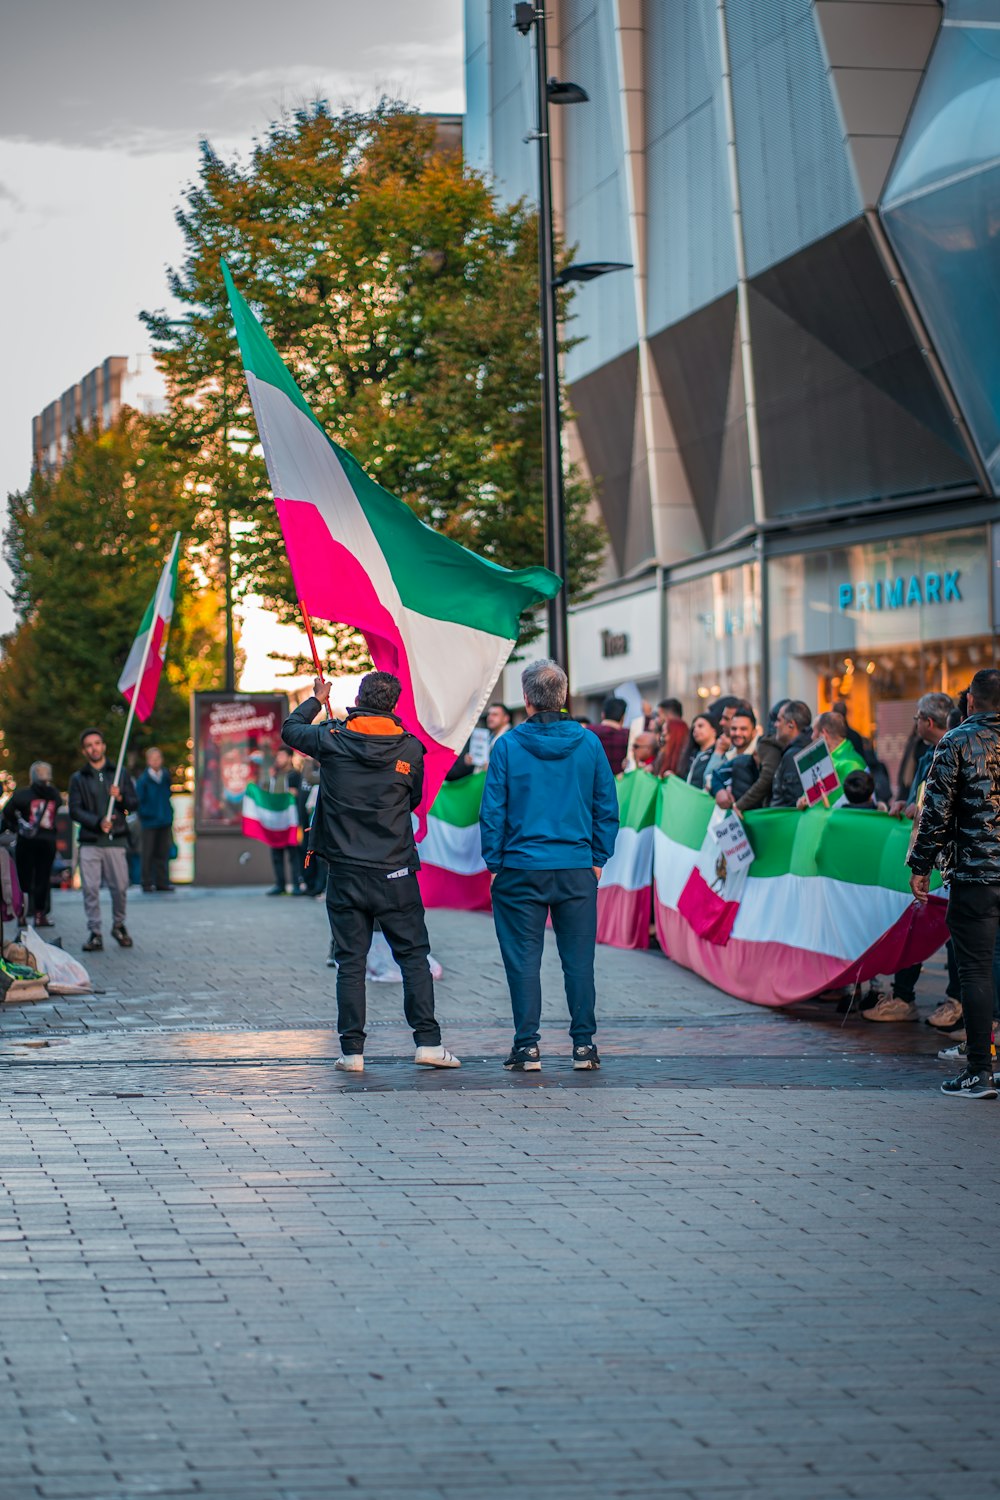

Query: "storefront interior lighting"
<box><xmin>866</xmin><ymin>661</ymin><xmax>876</xmax><ymax>675</ymax></box>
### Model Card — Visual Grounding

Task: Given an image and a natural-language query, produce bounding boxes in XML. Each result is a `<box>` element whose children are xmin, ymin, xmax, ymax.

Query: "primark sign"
<box><xmin>838</xmin><ymin>570</ymin><xmax>962</xmax><ymax>612</ymax></box>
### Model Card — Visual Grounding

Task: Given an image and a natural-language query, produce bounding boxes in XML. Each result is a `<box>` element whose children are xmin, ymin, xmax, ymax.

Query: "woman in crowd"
<box><xmin>684</xmin><ymin>714</ymin><xmax>719</xmax><ymax>790</ymax></box>
<box><xmin>1</xmin><ymin>760</ymin><xmax>62</xmax><ymax>927</ymax></box>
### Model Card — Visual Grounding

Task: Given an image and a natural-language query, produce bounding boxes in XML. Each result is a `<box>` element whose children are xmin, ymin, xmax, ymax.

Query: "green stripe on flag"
<box><xmin>657</xmin><ymin>777</ymin><xmax>715</xmax><ymax>849</ymax></box>
<box><xmin>243</xmin><ymin>783</ymin><xmax>297</xmax><ymax>815</ymax></box>
<box><xmin>617</xmin><ymin>770</ymin><xmax>660</xmax><ymax>831</ymax></box>
<box><xmin>427</xmin><ymin>771</ymin><xmax>488</xmax><ymax>829</ymax></box>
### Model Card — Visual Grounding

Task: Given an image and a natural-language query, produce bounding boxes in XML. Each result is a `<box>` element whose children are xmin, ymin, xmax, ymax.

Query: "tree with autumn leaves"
<box><xmin>143</xmin><ymin>100</ymin><xmax>604</xmax><ymax>639</ymax></box>
<box><xmin>0</xmin><ymin>414</ymin><xmax>226</xmax><ymax>786</ymax></box>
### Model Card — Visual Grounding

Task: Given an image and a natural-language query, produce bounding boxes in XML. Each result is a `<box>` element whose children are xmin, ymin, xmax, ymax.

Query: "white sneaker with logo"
<box><xmin>414</xmin><ymin>1045</ymin><xmax>461</xmax><ymax>1068</ymax></box>
<box><xmin>863</xmin><ymin>996</ymin><xmax>919</xmax><ymax>1023</ymax></box>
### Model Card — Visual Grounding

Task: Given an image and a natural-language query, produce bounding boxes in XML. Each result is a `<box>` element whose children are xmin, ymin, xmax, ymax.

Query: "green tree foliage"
<box><xmin>143</xmin><ymin>101</ymin><xmax>605</xmax><ymax>643</ymax></box>
<box><xmin>0</xmin><ymin>413</ymin><xmax>225</xmax><ymax>789</ymax></box>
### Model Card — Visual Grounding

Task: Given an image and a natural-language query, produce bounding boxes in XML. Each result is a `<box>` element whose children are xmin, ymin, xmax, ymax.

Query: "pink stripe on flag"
<box><xmin>417</xmin><ymin>864</ymin><xmax>492</xmax><ymax>913</ymax></box>
<box><xmin>275</xmin><ymin>497</ymin><xmax>453</xmax><ymax>833</ymax></box>
<box><xmin>597</xmin><ymin>881</ymin><xmax>651</xmax><ymax>950</ymax></box>
<box><xmin>241</xmin><ymin>817</ymin><xmax>300</xmax><ymax>850</ymax></box>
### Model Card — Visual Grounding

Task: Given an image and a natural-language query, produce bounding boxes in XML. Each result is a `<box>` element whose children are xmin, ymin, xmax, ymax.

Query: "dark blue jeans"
<box><xmin>490</xmin><ymin>867</ymin><xmax>598</xmax><ymax>1049</ymax></box>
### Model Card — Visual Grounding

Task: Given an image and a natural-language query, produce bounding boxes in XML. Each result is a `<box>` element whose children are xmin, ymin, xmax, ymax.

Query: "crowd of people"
<box><xmin>3</xmin><ymin>661</ymin><xmax>998</xmax><ymax>1099</ymax></box>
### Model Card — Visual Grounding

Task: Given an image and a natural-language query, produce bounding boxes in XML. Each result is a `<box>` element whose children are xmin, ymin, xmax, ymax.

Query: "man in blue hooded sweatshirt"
<box><xmin>479</xmin><ymin>659</ymin><xmax>620</xmax><ymax>1071</ymax></box>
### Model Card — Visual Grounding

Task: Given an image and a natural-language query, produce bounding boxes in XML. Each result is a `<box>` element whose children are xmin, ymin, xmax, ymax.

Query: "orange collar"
<box><xmin>347</xmin><ymin>715</ymin><xmax>403</xmax><ymax>737</ymax></box>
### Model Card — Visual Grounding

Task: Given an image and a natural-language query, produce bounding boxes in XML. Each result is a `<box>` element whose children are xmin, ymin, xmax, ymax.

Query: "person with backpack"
<box><xmin>1</xmin><ymin>761</ymin><xmax>61</xmax><ymax>928</ymax></box>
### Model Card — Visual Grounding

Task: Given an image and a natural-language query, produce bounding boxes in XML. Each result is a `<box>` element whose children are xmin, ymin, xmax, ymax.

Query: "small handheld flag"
<box><xmin>118</xmin><ymin>532</ymin><xmax>181</xmax><ymax>722</ymax></box>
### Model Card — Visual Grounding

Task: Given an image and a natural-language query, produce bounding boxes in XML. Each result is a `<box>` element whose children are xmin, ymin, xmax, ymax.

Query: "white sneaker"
<box><xmin>926</xmin><ymin>998</ymin><xmax>963</xmax><ymax>1030</ymax></box>
<box><xmin>414</xmin><ymin>1045</ymin><xmax>461</xmax><ymax>1068</ymax></box>
<box><xmin>334</xmin><ymin>1054</ymin><xmax>364</xmax><ymax>1072</ymax></box>
<box><xmin>863</xmin><ymin>996</ymin><xmax>919</xmax><ymax>1022</ymax></box>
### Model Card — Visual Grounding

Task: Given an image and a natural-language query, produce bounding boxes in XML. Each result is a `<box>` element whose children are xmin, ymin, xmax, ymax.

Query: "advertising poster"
<box><xmin>168</xmin><ymin>793</ymin><xmax>196</xmax><ymax>883</ymax></box>
<box><xmin>194</xmin><ymin>694</ymin><xmax>288</xmax><ymax>833</ymax></box>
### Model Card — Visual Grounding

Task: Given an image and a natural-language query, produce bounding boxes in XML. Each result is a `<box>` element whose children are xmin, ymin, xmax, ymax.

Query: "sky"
<box><xmin>0</xmin><ymin>0</ymin><xmax>465</xmax><ymax>681</ymax></box>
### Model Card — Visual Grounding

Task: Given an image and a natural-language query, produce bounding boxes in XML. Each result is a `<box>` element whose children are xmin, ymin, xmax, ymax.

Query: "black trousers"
<box><xmin>141</xmin><ymin>825</ymin><xmax>173</xmax><ymax>889</ymax></box>
<box><xmin>14</xmin><ymin>839</ymin><xmax>55</xmax><ymax>917</ymax></box>
<box><xmin>325</xmin><ymin>865</ymin><xmax>441</xmax><ymax>1054</ymax></box>
<box><xmin>271</xmin><ymin>845</ymin><xmax>305</xmax><ymax>891</ymax></box>
<box><xmin>947</xmin><ymin>882</ymin><xmax>1000</xmax><ymax>1075</ymax></box>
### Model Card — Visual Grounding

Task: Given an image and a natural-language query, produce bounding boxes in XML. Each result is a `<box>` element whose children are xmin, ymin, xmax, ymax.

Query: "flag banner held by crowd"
<box><xmin>595</xmin><ymin>770</ymin><xmax>660</xmax><ymax>949</ymax></box>
<box><xmin>416</xmin><ymin>771</ymin><xmax>492</xmax><ymax>913</ymax></box>
<box><xmin>222</xmin><ymin>263</ymin><xmax>562</xmax><ymax>830</ymax></box>
<box><xmin>676</xmin><ymin>808</ymin><xmax>755</xmax><ymax>946</ymax></box>
<box><xmin>241</xmin><ymin>783</ymin><xmax>300</xmax><ymax>848</ymax></box>
<box><xmin>653</xmin><ymin>777</ymin><xmax>948</xmax><ymax>1005</ymax></box>
<box><xmin>117</xmin><ymin>532</ymin><xmax>180</xmax><ymax>722</ymax></box>
<box><xmin>793</xmin><ymin>739</ymin><xmax>839</xmax><ymax>806</ymax></box>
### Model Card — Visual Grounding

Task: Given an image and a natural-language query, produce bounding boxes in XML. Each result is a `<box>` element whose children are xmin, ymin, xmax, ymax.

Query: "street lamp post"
<box><xmin>514</xmin><ymin>4</ymin><xmax>630</xmax><ymax>677</ymax></box>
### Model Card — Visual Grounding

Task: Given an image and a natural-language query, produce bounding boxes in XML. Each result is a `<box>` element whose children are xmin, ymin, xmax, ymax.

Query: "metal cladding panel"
<box><xmin>725</xmin><ymin>0</ymin><xmax>860</xmax><ymax>277</ymax></box>
<box><xmin>487</xmin><ymin>1</ymin><xmax>535</xmax><ymax>204</ymax></box>
<box><xmin>650</xmin><ymin>291</ymin><xmax>753</xmax><ymax>547</ymax></box>
<box><xmin>749</xmin><ymin>283</ymin><xmax>974</xmax><ymax>519</ymax></box>
<box><xmin>882</xmin><ymin>15</ymin><xmax>1000</xmax><ymax>488</ymax></box>
<box><xmin>562</xmin><ymin>0</ymin><xmax>637</xmax><ymax>382</ymax></box>
<box><xmin>464</xmin><ymin>0</ymin><xmax>491</xmax><ymax>176</ymax></box>
<box><xmin>646</xmin><ymin>0</ymin><xmax>736</xmax><ymax>335</ymax></box>
<box><xmin>568</xmin><ymin>347</ymin><xmax>640</xmax><ymax>573</ymax></box>
<box><xmin>752</xmin><ymin>218</ymin><xmax>966</xmax><ymax>449</ymax></box>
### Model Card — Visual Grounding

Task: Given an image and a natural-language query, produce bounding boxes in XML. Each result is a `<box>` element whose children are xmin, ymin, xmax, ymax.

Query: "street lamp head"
<box><xmin>547</xmin><ymin>77</ymin><xmax>589</xmax><ymax>105</ymax></box>
<box><xmin>552</xmin><ymin>261</ymin><xmax>633</xmax><ymax>287</ymax></box>
<box><xmin>512</xmin><ymin>2</ymin><xmax>535</xmax><ymax>35</ymax></box>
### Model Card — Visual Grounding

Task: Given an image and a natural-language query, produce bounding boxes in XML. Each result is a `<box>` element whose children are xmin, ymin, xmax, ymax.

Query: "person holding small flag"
<box><xmin>69</xmin><ymin>729</ymin><xmax>138</xmax><ymax>951</ymax></box>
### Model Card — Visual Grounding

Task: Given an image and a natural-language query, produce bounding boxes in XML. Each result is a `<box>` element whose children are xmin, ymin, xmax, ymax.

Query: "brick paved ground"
<box><xmin>1</xmin><ymin>887</ymin><xmax>997</xmax><ymax>1500</ymax></box>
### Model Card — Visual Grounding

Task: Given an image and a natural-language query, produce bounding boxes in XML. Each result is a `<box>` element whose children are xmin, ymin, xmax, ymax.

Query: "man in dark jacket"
<box><xmin>587</xmin><ymin>696</ymin><xmax>630</xmax><ymax>776</ymax></box>
<box><xmin>480</xmin><ymin>659</ymin><xmax>620</xmax><ymax>1072</ymax></box>
<box><xmin>714</xmin><ymin>709</ymin><xmax>783</xmax><ymax>814</ymax></box>
<box><xmin>281</xmin><ymin>671</ymin><xmax>459</xmax><ymax>1073</ymax></box>
<box><xmin>769</xmin><ymin>701</ymin><xmax>813</xmax><ymax>807</ymax></box>
<box><xmin>136</xmin><ymin>747</ymin><xmax>174</xmax><ymax>893</ymax></box>
<box><xmin>909</xmin><ymin>668</ymin><xmax>1000</xmax><ymax>1099</ymax></box>
<box><xmin>68</xmin><ymin>728</ymin><xmax>139</xmax><ymax>952</ymax></box>
<box><xmin>264</xmin><ymin>749</ymin><xmax>305</xmax><ymax>896</ymax></box>
<box><xmin>1</xmin><ymin>760</ymin><xmax>61</xmax><ymax>927</ymax></box>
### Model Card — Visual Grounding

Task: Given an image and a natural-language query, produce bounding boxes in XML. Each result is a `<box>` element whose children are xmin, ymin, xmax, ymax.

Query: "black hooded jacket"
<box><xmin>281</xmin><ymin>698</ymin><xmax>424</xmax><ymax>871</ymax></box>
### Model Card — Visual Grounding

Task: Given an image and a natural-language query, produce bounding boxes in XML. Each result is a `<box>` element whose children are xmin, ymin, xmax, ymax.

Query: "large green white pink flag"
<box><xmin>417</xmin><ymin>772</ymin><xmax>491</xmax><ymax>912</ymax></box>
<box><xmin>595</xmin><ymin>770</ymin><xmax>659</xmax><ymax>949</ymax></box>
<box><xmin>221</xmin><ymin>264</ymin><xmax>561</xmax><ymax>825</ymax></box>
<box><xmin>653</xmin><ymin>777</ymin><xmax>947</xmax><ymax>1005</ymax></box>
<box><xmin>241</xmin><ymin>783</ymin><xmax>300</xmax><ymax>849</ymax></box>
<box><xmin>117</xmin><ymin>532</ymin><xmax>180</xmax><ymax>722</ymax></box>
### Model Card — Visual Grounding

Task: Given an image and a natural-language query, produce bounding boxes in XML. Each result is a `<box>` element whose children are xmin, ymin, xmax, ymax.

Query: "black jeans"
<box><xmin>490</xmin><ymin>867</ymin><xmax>598</xmax><ymax>1049</ymax></box>
<box><xmin>14</xmin><ymin>839</ymin><xmax>55</xmax><ymax>917</ymax></box>
<box><xmin>325</xmin><ymin>864</ymin><xmax>441</xmax><ymax>1055</ymax></box>
<box><xmin>141</xmin><ymin>825</ymin><xmax>172</xmax><ymax>889</ymax></box>
<box><xmin>946</xmin><ymin>882</ymin><xmax>1000</xmax><ymax>1075</ymax></box>
<box><xmin>271</xmin><ymin>845</ymin><xmax>305</xmax><ymax>891</ymax></box>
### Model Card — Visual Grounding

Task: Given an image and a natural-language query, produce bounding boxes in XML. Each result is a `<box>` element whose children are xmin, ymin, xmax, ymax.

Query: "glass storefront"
<box><xmin>666</xmin><ymin>561</ymin><xmax>761</xmax><ymax>710</ymax></box>
<box><xmin>768</xmin><ymin>526</ymin><xmax>994</xmax><ymax>786</ymax></box>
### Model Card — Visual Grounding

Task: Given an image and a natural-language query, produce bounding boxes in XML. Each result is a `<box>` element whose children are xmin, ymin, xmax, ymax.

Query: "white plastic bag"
<box><xmin>366</xmin><ymin>929</ymin><xmax>443</xmax><ymax>983</ymax></box>
<box><xmin>21</xmin><ymin>933</ymin><xmax>92</xmax><ymax>995</ymax></box>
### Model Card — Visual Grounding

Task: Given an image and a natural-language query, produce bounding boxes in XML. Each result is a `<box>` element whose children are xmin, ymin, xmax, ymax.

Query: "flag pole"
<box><xmin>299</xmin><ymin>601</ymin><xmax>332</xmax><ymax>720</ymax></box>
<box><xmin>105</xmin><ymin>532</ymin><xmax>181</xmax><ymax>823</ymax></box>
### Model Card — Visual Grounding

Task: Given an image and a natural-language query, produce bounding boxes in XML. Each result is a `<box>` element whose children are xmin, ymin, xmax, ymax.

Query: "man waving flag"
<box><xmin>221</xmin><ymin>263</ymin><xmax>561</xmax><ymax>825</ymax></box>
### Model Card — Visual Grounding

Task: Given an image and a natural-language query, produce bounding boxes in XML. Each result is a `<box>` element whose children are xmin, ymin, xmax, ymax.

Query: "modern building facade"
<box><xmin>32</xmin><ymin>353</ymin><xmax>167</xmax><ymax>476</ymax></box>
<box><xmin>468</xmin><ymin>0</ymin><xmax>1000</xmax><ymax>785</ymax></box>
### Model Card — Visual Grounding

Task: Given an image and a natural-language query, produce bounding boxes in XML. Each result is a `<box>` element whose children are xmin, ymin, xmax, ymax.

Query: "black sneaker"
<box><xmin>940</xmin><ymin>1068</ymin><xmax>997</xmax><ymax>1100</ymax></box>
<box><xmin>504</xmin><ymin>1045</ymin><xmax>541</xmax><ymax>1072</ymax></box>
<box><xmin>82</xmin><ymin>932</ymin><xmax>103</xmax><ymax>952</ymax></box>
<box><xmin>111</xmin><ymin>924</ymin><xmax>133</xmax><ymax>949</ymax></box>
<box><xmin>573</xmin><ymin>1044</ymin><xmax>601</xmax><ymax>1070</ymax></box>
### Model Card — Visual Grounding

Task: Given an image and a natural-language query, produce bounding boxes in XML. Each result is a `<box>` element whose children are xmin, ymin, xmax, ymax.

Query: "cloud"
<box><xmin>0</xmin><ymin>182</ymin><xmax>23</xmax><ymax>211</ymax></box>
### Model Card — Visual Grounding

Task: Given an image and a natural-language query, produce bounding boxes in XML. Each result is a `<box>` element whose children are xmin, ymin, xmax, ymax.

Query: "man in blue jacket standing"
<box><xmin>480</xmin><ymin>659</ymin><xmax>620</xmax><ymax>1072</ymax></box>
<box><xmin>136</xmin><ymin>747</ymin><xmax>174</xmax><ymax>893</ymax></box>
